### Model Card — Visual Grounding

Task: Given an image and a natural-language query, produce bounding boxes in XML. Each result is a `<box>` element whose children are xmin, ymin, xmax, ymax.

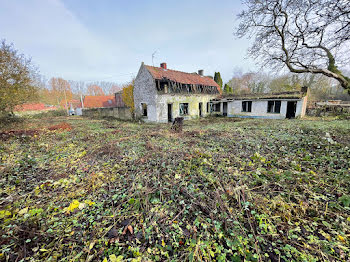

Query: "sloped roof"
<box><xmin>145</xmin><ymin>65</ymin><xmax>220</xmax><ymax>90</ymax></box>
<box><xmin>83</xmin><ymin>95</ymin><xmax>116</xmax><ymax>108</ymax></box>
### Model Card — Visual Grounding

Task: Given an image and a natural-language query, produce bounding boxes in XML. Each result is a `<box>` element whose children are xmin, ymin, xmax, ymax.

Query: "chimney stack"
<box><xmin>160</xmin><ymin>63</ymin><xmax>167</xmax><ymax>69</ymax></box>
<box><xmin>198</xmin><ymin>70</ymin><xmax>204</xmax><ymax>76</ymax></box>
<box><xmin>301</xmin><ymin>86</ymin><xmax>308</xmax><ymax>94</ymax></box>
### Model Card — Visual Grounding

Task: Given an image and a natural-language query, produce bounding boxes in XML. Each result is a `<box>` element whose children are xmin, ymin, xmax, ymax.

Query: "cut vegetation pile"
<box><xmin>0</xmin><ymin>117</ymin><xmax>349</xmax><ymax>261</ymax></box>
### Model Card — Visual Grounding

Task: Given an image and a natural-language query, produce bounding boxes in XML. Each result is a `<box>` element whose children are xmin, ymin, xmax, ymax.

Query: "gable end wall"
<box><xmin>134</xmin><ymin>65</ymin><xmax>158</xmax><ymax>122</ymax></box>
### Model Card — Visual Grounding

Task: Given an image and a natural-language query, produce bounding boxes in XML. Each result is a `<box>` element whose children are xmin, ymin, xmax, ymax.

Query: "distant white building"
<box><xmin>211</xmin><ymin>89</ymin><xmax>308</xmax><ymax>119</ymax></box>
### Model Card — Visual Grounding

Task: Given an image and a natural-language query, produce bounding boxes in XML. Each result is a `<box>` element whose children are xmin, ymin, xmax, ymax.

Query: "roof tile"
<box><xmin>83</xmin><ymin>95</ymin><xmax>116</xmax><ymax>108</ymax></box>
<box><xmin>145</xmin><ymin>65</ymin><xmax>220</xmax><ymax>92</ymax></box>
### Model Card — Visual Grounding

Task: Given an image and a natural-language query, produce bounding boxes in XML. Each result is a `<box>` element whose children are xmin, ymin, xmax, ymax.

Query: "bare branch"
<box><xmin>235</xmin><ymin>0</ymin><xmax>350</xmax><ymax>93</ymax></box>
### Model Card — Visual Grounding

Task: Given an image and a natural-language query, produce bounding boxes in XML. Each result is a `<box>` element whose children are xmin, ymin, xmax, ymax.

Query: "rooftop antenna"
<box><xmin>152</xmin><ymin>50</ymin><xmax>158</xmax><ymax>67</ymax></box>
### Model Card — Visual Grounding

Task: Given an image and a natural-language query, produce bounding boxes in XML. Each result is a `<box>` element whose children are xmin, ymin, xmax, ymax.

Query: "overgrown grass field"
<box><xmin>0</xmin><ymin>116</ymin><xmax>349</xmax><ymax>261</ymax></box>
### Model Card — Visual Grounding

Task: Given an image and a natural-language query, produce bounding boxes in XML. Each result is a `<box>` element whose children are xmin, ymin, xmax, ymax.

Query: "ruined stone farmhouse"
<box><xmin>133</xmin><ymin>62</ymin><xmax>308</xmax><ymax>122</ymax></box>
<box><xmin>134</xmin><ymin>62</ymin><xmax>221</xmax><ymax>122</ymax></box>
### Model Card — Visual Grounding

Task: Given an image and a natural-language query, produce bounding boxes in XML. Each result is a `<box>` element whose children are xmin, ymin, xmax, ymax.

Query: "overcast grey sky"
<box><xmin>0</xmin><ymin>0</ymin><xmax>256</xmax><ymax>84</ymax></box>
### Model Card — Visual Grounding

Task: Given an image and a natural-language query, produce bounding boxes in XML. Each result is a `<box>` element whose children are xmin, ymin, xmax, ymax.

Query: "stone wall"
<box><xmin>115</xmin><ymin>92</ymin><xmax>126</xmax><ymax>107</ymax></box>
<box><xmin>133</xmin><ymin>63</ymin><xmax>158</xmax><ymax>122</ymax></box>
<box><xmin>306</xmin><ymin>105</ymin><xmax>350</xmax><ymax>116</ymax></box>
<box><xmin>133</xmin><ymin>63</ymin><xmax>219</xmax><ymax>123</ymax></box>
<box><xmin>82</xmin><ymin>107</ymin><xmax>132</xmax><ymax>120</ymax></box>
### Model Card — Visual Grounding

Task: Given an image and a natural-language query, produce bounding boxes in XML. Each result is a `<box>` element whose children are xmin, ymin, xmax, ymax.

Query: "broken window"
<box><xmin>242</xmin><ymin>101</ymin><xmax>252</xmax><ymax>112</ymax></box>
<box><xmin>267</xmin><ymin>101</ymin><xmax>281</xmax><ymax>113</ymax></box>
<box><xmin>141</xmin><ymin>103</ymin><xmax>148</xmax><ymax>117</ymax></box>
<box><xmin>212</xmin><ymin>103</ymin><xmax>220</xmax><ymax>112</ymax></box>
<box><xmin>159</xmin><ymin>81</ymin><xmax>169</xmax><ymax>93</ymax></box>
<box><xmin>275</xmin><ymin>101</ymin><xmax>281</xmax><ymax>113</ymax></box>
<box><xmin>179</xmin><ymin>103</ymin><xmax>189</xmax><ymax>116</ymax></box>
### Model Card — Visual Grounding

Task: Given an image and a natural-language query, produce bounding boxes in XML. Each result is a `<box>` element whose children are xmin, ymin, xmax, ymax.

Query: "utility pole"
<box><xmin>152</xmin><ymin>50</ymin><xmax>158</xmax><ymax>67</ymax></box>
<box><xmin>79</xmin><ymin>82</ymin><xmax>84</xmax><ymax>109</ymax></box>
<box><xmin>80</xmin><ymin>93</ymin><xmax>84</xmax><ymax>109</ymax></box>
<box><xmin>63</xmin><ymin>87</ymin><xmax>69</xmax><ymax>116</ymax></box>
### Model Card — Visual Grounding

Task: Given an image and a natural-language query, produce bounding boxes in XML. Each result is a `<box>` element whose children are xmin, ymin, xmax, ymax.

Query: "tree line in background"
<box><xmin>214</xmin><ymin>69</ymin><xmax>350</xmax><ymax>102</ymax></box>
<box><xmin>36</xmin><ymin>77</ymin><xmax>123</xmax><ymax>107</ymax></box>
<box><xmin>0</xmin><ymin>39</ymin><xmax>130</xmax><ymax>115</ymax></box>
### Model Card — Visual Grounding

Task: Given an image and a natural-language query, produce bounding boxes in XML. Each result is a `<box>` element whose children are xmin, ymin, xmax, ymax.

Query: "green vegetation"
<box><xmin>223</xmin><ymin>84</ymin><xmax>232</xmax><ymax>94</ymax></box>
<box><xmin>0</xmin><ymin>116</ymin><xmax>349</xmax><ymax>261</ymax></box>
<box><xmin>0</xmin><ymin>40</ymin><xmax>39</xmax><ymax>115</ymax></box>
<box><xmin>214</xmin><ymin>72</ymin><xmax>223</xmax><ymax>90</ymax></box>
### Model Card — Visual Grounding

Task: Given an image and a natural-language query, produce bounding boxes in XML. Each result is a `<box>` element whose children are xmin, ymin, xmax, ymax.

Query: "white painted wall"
<box><xmin>227</xmin><ymin>99</ymin><xmax>304</xmax><ymax>119</ymax></box>
<box><xmin>293</xmin><ymin>98</ymin><xmax>306</xmax><ymax>118</ymax></box>
<box><xmin>156</xmin><ymin>94</ymin><xmax>217</xmax><ymax>122</ymax></box>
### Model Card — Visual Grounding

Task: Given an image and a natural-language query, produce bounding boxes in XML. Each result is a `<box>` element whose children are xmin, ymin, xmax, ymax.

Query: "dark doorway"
<box><xmin>168</xmin><ymin>104</ymin><xmax>173</xmax><ymax>122</ymax></box>
<box><xmin>223</xmin><ymin>102</ymin><xmax>228</xmax><ymax>116</ymax></box>
<box><xmin>286</xmin><ymin>101</ymin><xmax>297</xmax><ymax>119</ymax></box>
<box><xmin>199</xmin><ymin>102</ymin><xmax>203</xmax><ymax>117</ymax></box>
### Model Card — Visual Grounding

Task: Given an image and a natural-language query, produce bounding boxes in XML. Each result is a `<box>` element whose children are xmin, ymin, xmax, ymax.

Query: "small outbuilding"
<box><xmin>211</xmin><ymin>89</ymin><xmax>308</xmax><ymax>119</ymax></box>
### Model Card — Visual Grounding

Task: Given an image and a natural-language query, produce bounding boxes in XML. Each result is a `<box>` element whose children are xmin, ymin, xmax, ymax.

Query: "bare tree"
<box><xmin>87</xmin><ymin>84</ymin><xmax>105</xmax><ymax>96</ymax></box>
<box><xmin>109</xmin><ymin>84</ymin><xmax>122</xmax><ymax>94</ymax></box>
<box><xmin>49</xmin><ymin>77</ymin><xmax>72</xmax><ymax>114</ymax></box>
<box><xmin>86</xmin><ymin>81</ymin><xmax>121</xmax><ymax>95</ymax></box>
<box><xmin>236</xmin><ymin>0</ymin><xmax>350</xmax><ymax>93</ymax></box>
<box><xmin>227</xmin><ymin>71</ymin><xmax>270</xmax><ymax>94</ymax></box>
<box><xmin>69</xmin><ymin>80</ymin><xmax>86</xmax><ymax>108</ymax></box>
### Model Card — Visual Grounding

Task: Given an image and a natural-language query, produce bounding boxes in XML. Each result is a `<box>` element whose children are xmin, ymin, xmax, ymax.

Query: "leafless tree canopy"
<box><xmin>236</xmin><ymin>0</ymin><xmax>350</xmax><ymax>93</ymax></box>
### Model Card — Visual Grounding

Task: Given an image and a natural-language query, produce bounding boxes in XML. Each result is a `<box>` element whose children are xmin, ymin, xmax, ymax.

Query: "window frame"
<box><xmin>179</xmin><ymin>103</ymin><xmax>189</xmax><ymax>116</ymax></box>
<box><xmin>241</xmin><ymin>101</ymin><xmax>252</xmax><ymax>112</ymax></box>
<box><xmin>141</xmin><ymin>103</ymin><xmax>148</xmax><ymax>117</ymax></box>
<box><xmin>212</xmin><ymin>103</ymin><xmax>221</xmax><ymax>112</ymax></box>
<box><xmin>267</xmin><ymin>100</ymin><xmax>281</xmax><ymax>114</ymax></box>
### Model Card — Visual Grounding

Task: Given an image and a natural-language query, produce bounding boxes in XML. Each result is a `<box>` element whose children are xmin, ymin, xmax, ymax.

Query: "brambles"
<box><xmin>47</xmin><ymin>122</ymin><xmax>72</xmax><ymax>131</ymax></box>
<box><xmin>0</xmin><ymin>117</ymin><xmax>349</xmax><ymax>261</ymax></box>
